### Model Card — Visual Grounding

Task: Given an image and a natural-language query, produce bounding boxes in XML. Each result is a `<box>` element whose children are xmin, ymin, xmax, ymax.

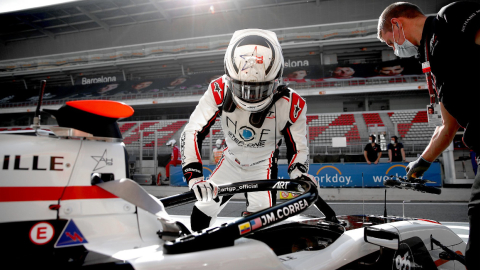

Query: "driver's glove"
<box><xmin>189</xmin><ymin>177</ymin><xmax>218</xmax><ymax>202</ymax></box>
<box><xmin>405</xmin><ymin>156</ymin><xmax>432</xmax><ymax>180</ymax></box>
<box><xmin>290</xmin><ymin>168</ymin><xmax>318</xmax><ymax>188</ymax></box>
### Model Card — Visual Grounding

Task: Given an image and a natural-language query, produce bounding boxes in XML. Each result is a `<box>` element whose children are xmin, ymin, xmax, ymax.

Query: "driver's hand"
<box><xmin>299</xmin><ymin>173</ymin><xmax>318</xmax><ymax>187</ymax></box>
<box><xmin>290</xmin><ymin>168</ymin><xmax>318</xmax><ymax>187</ymax></box>
<box><xmin>188</xmin><ymin>177</ymin><xmax>218</xmax><ymax>202</ymax></box>
<box><xmin>405</xmin><ymin>157</ymin><xmax>432</xmax><ymax>180</ymax></box>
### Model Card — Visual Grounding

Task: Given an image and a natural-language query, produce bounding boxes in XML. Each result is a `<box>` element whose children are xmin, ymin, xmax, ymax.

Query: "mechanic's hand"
<box><xmin>374</xmin><ymin>160</ymin><xmax>379</xmax><ymax>164</ymax></box>
<box><xmin>405</xmin><ymin>156</ymin><xmax>432</xmax><ymax>180</ymax></box>
<box><xmin>188</xmin><ymin>177</ymin><xmax>218</xmax><ymax>202</ymax></box>
<box><xmin>367</xmin><ymin>161</ymin><xmax>371</xmax><ymax>165</ymax></box>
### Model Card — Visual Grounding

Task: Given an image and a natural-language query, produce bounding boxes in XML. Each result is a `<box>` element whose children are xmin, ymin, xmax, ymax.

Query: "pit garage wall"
<box><xmin>168</xmin><ymin>163</ymin><xmax>442</xmax><ymax>188</ymax></box>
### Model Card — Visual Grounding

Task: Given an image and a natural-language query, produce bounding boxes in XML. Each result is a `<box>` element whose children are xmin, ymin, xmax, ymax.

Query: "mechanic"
<box><xmin>165</xmin><ymin>139</ymin><xmax>181</xmax><ymax>182</ymax></box>
<box><xmin>364</xmin><ymin>134</ymin><xmax>382</xmax><ymax>165</ymax></box>
<box><xmin>388</xmin><ymin>135</ymin><xmax>406</xmax><ymax>162</ymax></box>
<box><xmin>377</xmin><ymin>2</ymin><xmax>480</xmax><ymax>268</ymax></box>
<box><xmin>181</xmin><ymin>29</ymin><xmax>313</xmax><ymax>232</ymax></box>
<box><xmin>211</xmin><ymin>139</ymin><xmax>224</xmax><ymax>164</ymax></box>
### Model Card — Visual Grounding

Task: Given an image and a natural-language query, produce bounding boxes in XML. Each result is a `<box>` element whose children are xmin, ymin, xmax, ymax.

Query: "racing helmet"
<box><xmin>224</xmin><ymin>29</ymin><xmax>284</xmax><ymax>112</ymax></box>
<box><xmin>166</xmin><ymin>139</ymin><xmax>176</xmax><ymax>146</ymax></box>
<box><xmin>216</xmin><ymin>139</ymin><xmax>223</xmax><ymax>148</ymax></box>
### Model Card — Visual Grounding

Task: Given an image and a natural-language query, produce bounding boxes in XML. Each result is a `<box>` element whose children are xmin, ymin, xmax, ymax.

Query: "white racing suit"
<box><xmin>181</xmin><ymin>75</ymin><xmax>309</xmax><ymax>231</ymax></box>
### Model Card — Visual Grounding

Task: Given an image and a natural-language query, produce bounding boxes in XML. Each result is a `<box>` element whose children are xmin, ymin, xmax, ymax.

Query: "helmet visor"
<box><xmin>227</xmin><ymin>77</ymin><xmax>278</xmax><ymax>103</ymax></box>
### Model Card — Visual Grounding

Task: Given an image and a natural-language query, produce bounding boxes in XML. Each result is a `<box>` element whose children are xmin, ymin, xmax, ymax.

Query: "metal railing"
<box><xmin>0</xmin><ymin>75</ymin><xmax>426</xmax><ymax>109</ymax></box>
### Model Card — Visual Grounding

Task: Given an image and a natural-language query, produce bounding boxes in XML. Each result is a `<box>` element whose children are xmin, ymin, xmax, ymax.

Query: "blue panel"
<box><xmin>169</xmin><ymin>162</ymin><xmax>442</xmax><ymax>187</ymax></box>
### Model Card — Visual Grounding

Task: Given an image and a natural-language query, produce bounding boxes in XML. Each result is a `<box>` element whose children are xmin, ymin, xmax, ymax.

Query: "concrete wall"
<box><xmin>0</xmin><ymin>0</ymin><xmax>455</xmax><ymax>60</ymax></box>
<box><xmin>305</xmin><ymin>96</ymin><xmax>344</xmax><ymax>114</ymax></box>
<box><xmin>389</xmin><ymin>96</ymin><xmax>430</xmax><ymax>110</ymax></box>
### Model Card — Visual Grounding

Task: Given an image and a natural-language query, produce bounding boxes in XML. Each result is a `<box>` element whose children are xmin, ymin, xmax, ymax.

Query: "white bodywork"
<box><xmin>0</xmin><ymin>131</ymin><xmax>467</xmax><ymax>269</ymax></box>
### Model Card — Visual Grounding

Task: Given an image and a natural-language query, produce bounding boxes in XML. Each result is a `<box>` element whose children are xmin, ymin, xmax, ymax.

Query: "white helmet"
<box><xmin>224</xmin><ymin>29</ymin><xmax>284</xmax><ymax>112</ymax></box>
<box><xmin>166</xmin><ymin>139</ymin><xmax>176</xmax><ymax>146</ymax></box>
<box><xmin>216</xmin><ymin>139</ymin><xmax>223</xmax><ymax>148</ymax></box>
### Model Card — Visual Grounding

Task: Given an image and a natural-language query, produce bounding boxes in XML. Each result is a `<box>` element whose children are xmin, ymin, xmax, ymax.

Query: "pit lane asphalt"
<box><xmin>165</xmin><ymin>200</ymin><xmax>469</xmax><ymax>222</ymax></box>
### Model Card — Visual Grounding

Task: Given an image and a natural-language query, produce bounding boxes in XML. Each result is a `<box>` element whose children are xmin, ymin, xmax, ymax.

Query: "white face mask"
<box><xmin>391</xmin><ymin>140</ymin><xmax>395</xmax><ymax>144</ymax></box>
<box><xmin>369</xmin><ymin>140</ymin><xmax>372</xmax><ymax>143</ymax></box>
<box><xmin>216</xmin><ymin>144</ymin><xmax>221</xmax><ymax>148</ymax></box>
<box><xmin>392</xmin><ymin>23</ymin><xmax>418</xmax><ymax>58</ymax></box>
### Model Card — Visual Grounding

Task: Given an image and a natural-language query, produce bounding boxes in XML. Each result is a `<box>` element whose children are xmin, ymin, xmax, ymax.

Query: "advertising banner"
<box><xmin>169</xmin><ymin>162</ymin><xmax>442</xmax><ymax>188</ymax></box>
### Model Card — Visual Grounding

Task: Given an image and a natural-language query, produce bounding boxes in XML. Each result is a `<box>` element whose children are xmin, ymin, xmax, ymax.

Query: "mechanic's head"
<box><xmin>224</xmin><ymin>29</ymin><xmax>284</xmax><ymax>112</ymax></box>
<box><xmin>216</xmin><ymin>139</ymin><xmax>223</xmax><ymax>148</ymax></box>
<box><xmin>332</xmin><ymin>67</ymin><xmax>355</xmax><ymax>78</ymax></box>
<box><xmin>377</xmin><ymin>2</ymin><xmax>425</xmax><ymax>58</ymax></box>
<box><xmin>166</xmin><ymin>139</ymin><xmax>176</xmax><ymax>148</ymax></box>
<box><xmin>391</xmin><ymin>136</ymin><xmax>398</xmax><ymax>144</ymax></box>
<box><xmin>369</xmin><ymin>135</ymin><xmax>376</xmax><ymax>143</ymax></box>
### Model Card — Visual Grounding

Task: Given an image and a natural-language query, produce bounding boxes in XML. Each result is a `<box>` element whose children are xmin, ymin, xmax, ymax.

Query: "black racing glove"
<box><xmin>405</xmin><ymin>156</ymin><xmax>432</xmax><ymax>180</ymax></box>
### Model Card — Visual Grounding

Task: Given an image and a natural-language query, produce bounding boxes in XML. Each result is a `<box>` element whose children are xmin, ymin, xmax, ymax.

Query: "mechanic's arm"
<box><xmin>476</xmin><ymin>29</ymin><xmax>480</xmax><ymax>45</ymax></box>
<box><xmin>421</xmin><ymin>102</ymin><xmax>460</xmax><ymax>162</ymax></box>
<box><xmin>388</xmin><ymin>149</ymin><xmax>392</xmax><ymax>162</ymax></box>
<box><xmin>401</xmin><ymin>148</ymin><xmax>406</xmax><ymax>162</ymax></box>
<box><xmin>375</xmin><ymin>150</ymin><xmax>382</xmax><ymax>164</ymax></box>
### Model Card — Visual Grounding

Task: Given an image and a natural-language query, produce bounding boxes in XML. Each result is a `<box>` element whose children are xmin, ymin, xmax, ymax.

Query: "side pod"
<box><xmin>364</xmin><ymin>227</ymin><xmax>399</xmax><ymax>250</ymax></box>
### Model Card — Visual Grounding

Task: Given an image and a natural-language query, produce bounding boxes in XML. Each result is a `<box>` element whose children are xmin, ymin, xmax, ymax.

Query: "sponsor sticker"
<box><xmin>250</xmin><ymin>218</ymin><xmax>262</xmax><ymax>231</ymax></box>
<box><xmin>259</xmin><ymin>199</ymin><xmax>309</xmax><ymax>227</ymax></box>
<box><xmin>30</xmin><ymin>222</ymin><xmax>55</xmax><ymax>245</ymax></box>
<box><xmin>238</xmin><ymin>222</ymin><xmax>251</xmax><ymax>235</ymax></box>
<box><xmin>55</xmin><ymin>220</ymin><xmax>88</xmax><ymax>247</ymax></box>
<box><xmin>220</xmin><ymin>184</ymin><xmax>259</xmax><ymax>193</ymax></box>
<box><xmin>273</xmin><ymin>181</ymin><xmax>290</xmax><ymax>189</ymax></box>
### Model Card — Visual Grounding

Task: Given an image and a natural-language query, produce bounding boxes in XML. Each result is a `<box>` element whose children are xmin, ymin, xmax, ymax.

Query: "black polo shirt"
<box><xmin>417</xmin><ymin>1</ymin><xmax>480</xmax><ymax>151</ymax></box>
<box><xmin>388</xmin><ymin>143</ymin><xmax>404</xmax><ymax>162</ymax></box>
<box><xmin>364</xmin><ymin>143</ymin><xmax>381</xmax><ymax>162</ymax></box>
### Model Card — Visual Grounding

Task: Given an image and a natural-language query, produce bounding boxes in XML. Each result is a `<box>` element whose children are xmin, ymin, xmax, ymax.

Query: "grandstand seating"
<box><xmin>0</xmin><ymin>110</ymin><xmax>436</xmax><ymax>152</ymax></box>
<box><xmin>388</xmin><ymin>110</ymin><xmax>435</xmax><ymax>144</ymax></box>
<box><xmin>121</xmin><ymin>120</ymin><xmax>187</xmax><ymax>147</ymax></box>
<box><xmin>307</xmin><ymin>113</ymin><xmax>360</xmax><ymax>145</ymax></box>
<box><xmin>363</xmin><ymin>113</ymin><xmax>384</xmax><ymax>126</ymax></box>
<box><xmin>119</xmin><ymin>122</ymin><xmax>136</xmax><ymax>133</ymax></box>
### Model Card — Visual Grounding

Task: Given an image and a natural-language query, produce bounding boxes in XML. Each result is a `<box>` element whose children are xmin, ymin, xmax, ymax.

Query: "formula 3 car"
<box><xmin>0</xmin><ymin>99</ymin><xmax>466</xmax><ymax>269</ymax></box>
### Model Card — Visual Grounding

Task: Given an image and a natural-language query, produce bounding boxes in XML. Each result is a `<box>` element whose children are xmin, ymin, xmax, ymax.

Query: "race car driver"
<box><xmin>377</xmin><ymin>2</ymin><xmax>480</xmax><ymax>268</ymax></box>
<box><xmin>181</xmin><ymin>29</ymin><xmax>312</xmax><ymax>232</ymax></box>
